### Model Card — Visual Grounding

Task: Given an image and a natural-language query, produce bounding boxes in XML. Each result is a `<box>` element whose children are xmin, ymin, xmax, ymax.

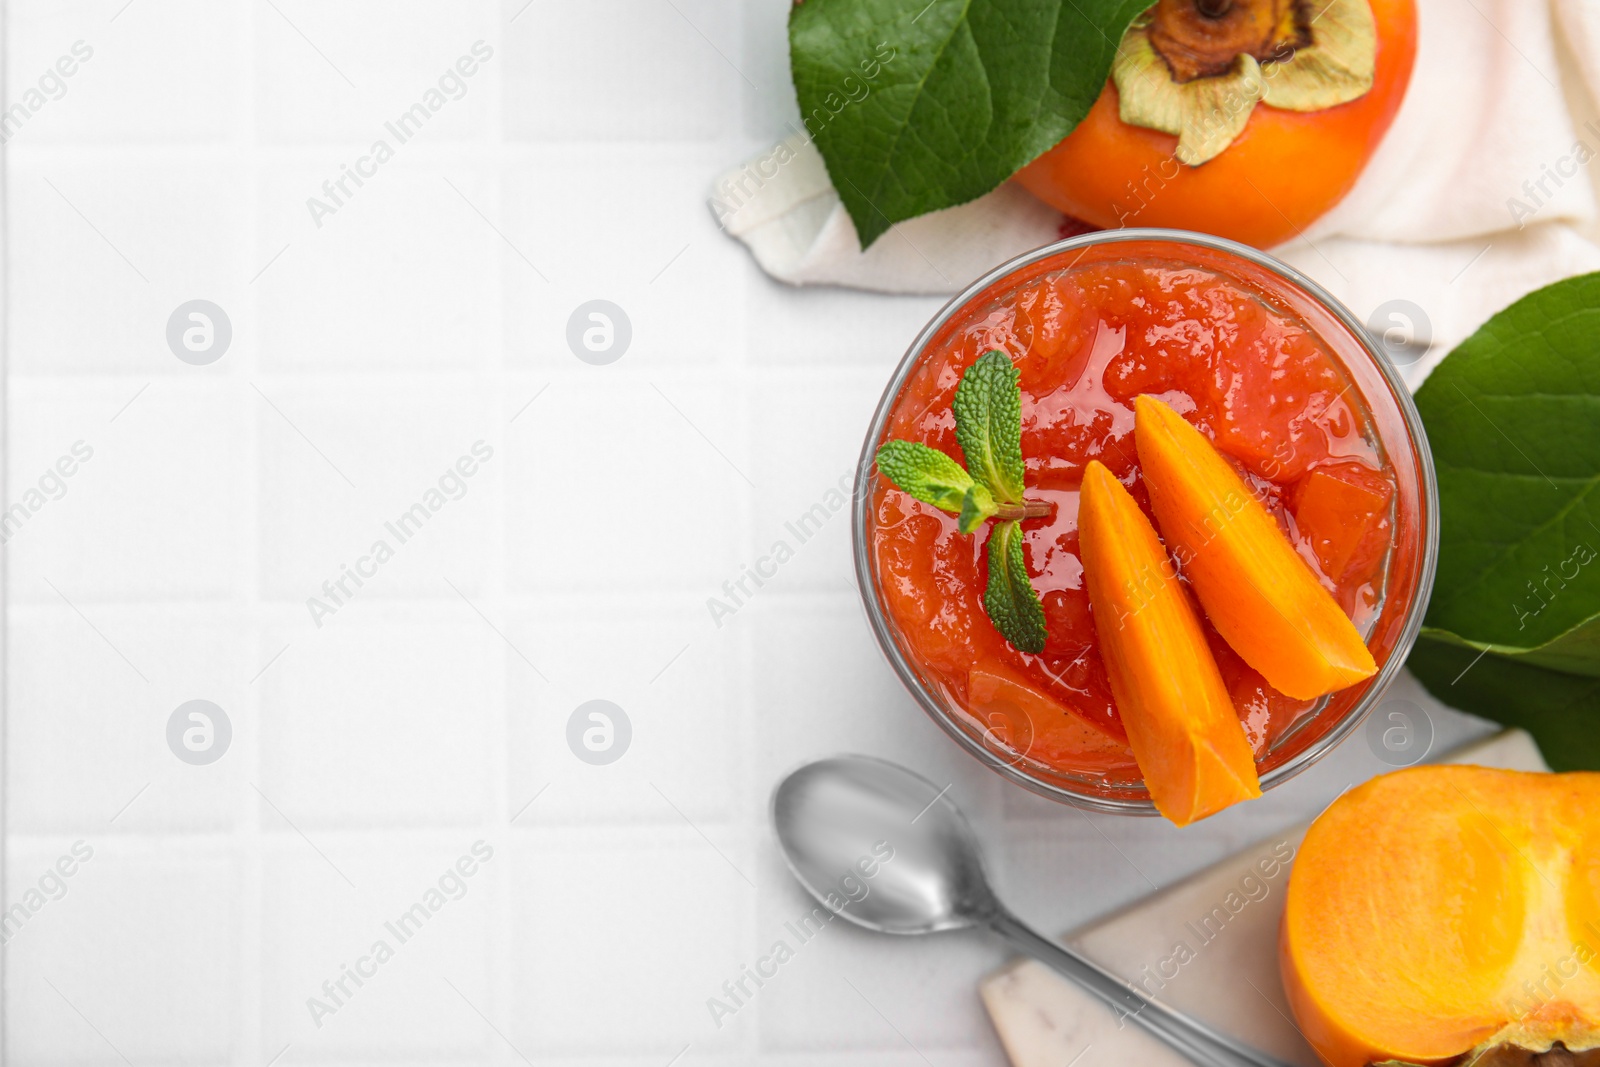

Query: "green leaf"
<box><xmin>984</xmin><ymin>519</ymin><xmax>1048</xmax><ymax>653</ymax></box>
<box><xmin>958</xmin><ymin>484</ymin><xmax>998</xmax><ymax>534</ymax></box>
<box><xmin>1408</xmin><ymin>637</ymin><xmax>1600</xmax><ymax>771</ymax></box>
<box><xmin>875</xmin><ymin>439</ymin><xmax>976</xmax><ymax>513</ymax></box>
<box><xmin>788</xmin><ymin>0</ymin><xmax>1148</xmax><ymax>247</ymax></box>
<box><xmin>1414</xmin><ymin>272</ymin><xmax>1600</xmax><ymax>676</ymax></box>
<box><xmin>954</xmin><ymin>350</ymin><xmax>1027</xmax><ymax>504</ymax></box>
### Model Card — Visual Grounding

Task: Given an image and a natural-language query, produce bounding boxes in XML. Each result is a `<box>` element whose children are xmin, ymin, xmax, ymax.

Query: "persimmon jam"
<box><xmin>869</xmin><ymin>249</ymin><xmax>1398</xmax><ymax>785</ymax></box>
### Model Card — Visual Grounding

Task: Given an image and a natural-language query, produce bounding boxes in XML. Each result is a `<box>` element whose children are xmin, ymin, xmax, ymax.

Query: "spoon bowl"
<box><xmin>771</xmin><ymin>755</ymin><xmax>995</xmax><ymax>935</ymax></box>
<box><xmin>771</xmin><ymin>754</ymin><xmax>1295</xmax><ymax>1067</ymax></box>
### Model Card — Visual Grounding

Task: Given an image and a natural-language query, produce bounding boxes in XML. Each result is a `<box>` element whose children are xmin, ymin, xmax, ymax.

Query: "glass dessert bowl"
<box><xmin>852</xmin><ymin>229</ymin><xmax>1438</xmax><ymax>817</ymax></box>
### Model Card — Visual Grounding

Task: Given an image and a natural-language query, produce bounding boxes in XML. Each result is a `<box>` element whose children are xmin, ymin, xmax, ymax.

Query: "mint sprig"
<box><xmin>874</xmin><ymin>350</ymin><xmax>1050</xmax><ymax>653</ymax></box>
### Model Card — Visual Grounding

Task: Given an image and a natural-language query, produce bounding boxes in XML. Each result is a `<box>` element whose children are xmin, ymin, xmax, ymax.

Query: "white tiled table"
<box><xmin>1</xmin><ymin>1</ymin><xmax>1492</xmax><ymax>1063</ymax></box>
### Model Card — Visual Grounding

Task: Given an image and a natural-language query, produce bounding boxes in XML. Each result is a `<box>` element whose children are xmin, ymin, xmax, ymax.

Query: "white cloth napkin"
<box><xmin>714</xmin><ymin>0</ymin><xmax>1600</xmax><ymax>363</ymax></box>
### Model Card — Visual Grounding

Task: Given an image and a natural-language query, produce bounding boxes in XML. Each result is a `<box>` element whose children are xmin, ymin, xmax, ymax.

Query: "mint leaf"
<box><xmin>958</xmin><ymin>484</ymin><xmax>997</xmax><ymax>534</ymax></box>
<box><xmin>954</xmin><ymin>350</ymin><xmax>1027</xmax><ymax>504</ymax></box>
<box><xmin>875</xmin><ymin>439</ymin><xmax>976</xmax><ymax>512</ymax></box>
<box><xmin>1413</xmin><ymin>273</ymin><xmax>1600</xmax><ymax>676</ymax></box>
<box><xmin>873</xmin><ymin>439</ymin><xmax>998</xmax><ymax>531</ymax></box>
<box><xmin>984</xmin><ymin>519</ymin><xmax>1047</xmax><ymax>653</ymax></box>
<box><xmin>789</xmin><ymin>0</ymin><xmax>1148</xmax><ymax>247</ymax></box>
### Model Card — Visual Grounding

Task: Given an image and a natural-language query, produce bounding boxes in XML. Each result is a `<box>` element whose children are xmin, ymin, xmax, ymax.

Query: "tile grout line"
<box><xmin>237</xmin><ymin>0</ymin><xmax>266</xmax><ymax>1059</ymax></box>
<box><xmin>1</xmin><ymin>0</ymin><xmax>10</xmax><ymax>1054</ymax></box>
<box><xmin>484</xmin><ymin>2</ymin><xmax>518</xmax><ymax>1040</ymax></box>
<box><xmin>731</xmin><ymin>12</ymin><xmax>761</xmax><ymax>1056</ymax></box>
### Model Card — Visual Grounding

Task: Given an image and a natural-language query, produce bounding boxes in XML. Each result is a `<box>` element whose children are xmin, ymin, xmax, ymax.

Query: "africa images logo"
<box><xmin>305</xmin><ymin>841</ymin><xmax>494</xmax><ymax>1029</ymax></box>
<box><xmin>704</xmin><ymin>840</ymin><xmax>895</xmax><ymax>1029</ymax></box>
<box><xmin>305</xmin><ymin>441</ymin><xmax>494</xmax><ymax>628</ymax></box>
<box><xmin>305</xmin><ymin>41</ymin><xmax>494</xmax><ymax>228</ymax></box>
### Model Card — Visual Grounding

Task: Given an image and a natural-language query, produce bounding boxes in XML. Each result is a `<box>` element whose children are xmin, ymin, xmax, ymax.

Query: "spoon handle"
<box><xmin>987</xmin><ymin>909</ymin><xmax>1296</xmax><ymax>1067</ymax></box>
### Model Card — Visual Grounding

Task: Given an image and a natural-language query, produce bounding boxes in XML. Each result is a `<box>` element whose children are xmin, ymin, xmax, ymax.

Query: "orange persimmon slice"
<box><xmin>1133</xmin><ymin>396</ymin><xmax>1377</xmax><ymax>701</ymax></box>
<box><xmin>1078</xmin><ymin>460</ymin><xmax>1260</xmax><ymax>826</ymax></box>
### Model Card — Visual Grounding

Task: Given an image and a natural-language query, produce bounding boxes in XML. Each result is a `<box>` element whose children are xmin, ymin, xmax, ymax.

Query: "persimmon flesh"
<box><xmin>1283</xmin><ymin>766</ymin><xmax>1600</xmax><ymax>1067</ymax></box>
<box><xmin>1016</xmin><ymin>0</ymin><xmax>1418</xmax><ymax>248</ymax></box>
<box><xmin>1133</xmin><ymin>395</ymin><xmax>1377</xmax><ymax>701</ymax></box>
<box><xmin>1078</xmin><ymin>459</ymin><xmax>1261</xmax><ymax>826</ymax></box>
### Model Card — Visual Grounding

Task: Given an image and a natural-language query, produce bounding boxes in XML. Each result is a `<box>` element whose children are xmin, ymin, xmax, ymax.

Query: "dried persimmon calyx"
<box><xmin>1113</xmin><ymin>0</ymin><xmax>1377</xmax><ymax>165</ymax></box>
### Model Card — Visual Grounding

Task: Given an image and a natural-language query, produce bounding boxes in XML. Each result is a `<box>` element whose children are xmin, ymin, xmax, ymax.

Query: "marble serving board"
<box><xmin>979</xmin><ymin>729</ymin><xmax>1550</xmax><ymax>1067</ymax></box>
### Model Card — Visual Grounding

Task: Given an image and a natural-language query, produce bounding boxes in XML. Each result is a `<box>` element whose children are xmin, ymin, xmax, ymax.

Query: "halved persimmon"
<box><xmin>1284</xmin><ymin>766</ymin><xmax>1600</xmax><ymax>1067</ymax></box>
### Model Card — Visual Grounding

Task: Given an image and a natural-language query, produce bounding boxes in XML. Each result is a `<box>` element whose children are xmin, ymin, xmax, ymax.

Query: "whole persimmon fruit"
<box><xmin>1017</xmin><ymin>0</ymin><xmax>1417</xmax><ymax>248</ymax></box>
